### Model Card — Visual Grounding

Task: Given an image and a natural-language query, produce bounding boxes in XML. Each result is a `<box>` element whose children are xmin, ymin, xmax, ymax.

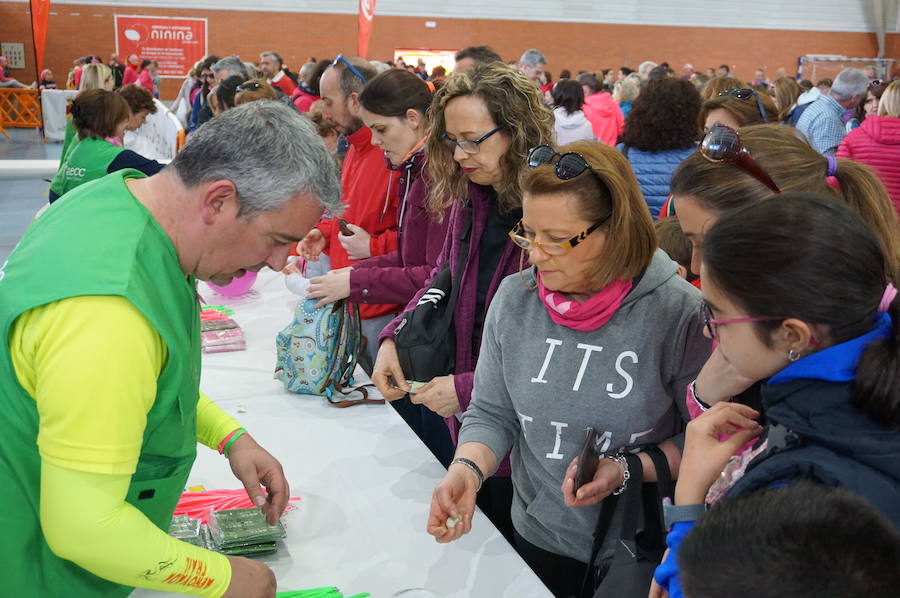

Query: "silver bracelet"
<box><xmin>607</xmin><ymin>453</ymin><xmax>630</xmax><ymax>496</ymax></box>
<box><xmin>450</xmin><ymin>457</ymin><xmax>484</xmax><ymax>491</ymax></box>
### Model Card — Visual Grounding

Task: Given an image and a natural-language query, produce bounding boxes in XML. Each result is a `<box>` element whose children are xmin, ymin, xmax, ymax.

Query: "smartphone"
<box><xmin>338</xmin><ymin>219</ymin><xmax>354</xmax><ymax>236</ymax></box>
<box><xmin>573</xmin><ymin>427</ymin><xmax>600</xmax><ymax>492</ymax></box>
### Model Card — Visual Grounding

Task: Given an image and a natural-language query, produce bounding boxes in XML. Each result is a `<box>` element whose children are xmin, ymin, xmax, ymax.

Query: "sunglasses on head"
<box><xmin>332</xmin><ymin>54</ymin><xmax>368</xmax><ymax>84</ymax></box>
<box><xmin>718</xmin><ymin>87</ymin><xmax>768</xmax><ymax>123</ymax></box>
<box><xmin>527</xmin><ymin>144</ymin><xmax>594</xmax><ymax>180</ymax></box>
<box><xmin>700</xmin><ymin>125</ymin><xmax>781</xmax><ymax>194</ymax></box>
<box><xmin>236</xmin><ymin>81</ymin><xmax>262</xmax><ymax>92</ymax></box>
<box><xmin>869</xmin><ymin>79</ymin><xmax>883</xmax><ymax>88</ymax></box>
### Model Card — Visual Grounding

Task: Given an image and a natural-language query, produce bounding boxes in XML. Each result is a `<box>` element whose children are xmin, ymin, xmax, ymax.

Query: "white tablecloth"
<box><xmin>132</xmin><ymin>269</ymin><xmax>551</xmax><ymax>598</ymax></box>
<box><xmin>40</xmin><ymin>89</ymin><xmax>77</xmax><ymax>141</ymax></box>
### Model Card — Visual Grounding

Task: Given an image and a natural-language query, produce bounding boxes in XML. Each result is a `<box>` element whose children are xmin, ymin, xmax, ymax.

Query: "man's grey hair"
<box><xmin>212</xmin><ymin>55</ymin><xmax>253</xmax><ymax>80</ymax></box>
<box><xmin>260</xmin><ymin>51</ymin><xmax>283</xmax><ymax>67</ymax></box>
<box><xmin>169</xmin><ymin>100</ymin><xmax>342</xmax><ymax>218</ymax></box>
<box><xmin>638</xmin><ymin>61</ymin><xmax>658</xmax><ymax>77</ymax></box>
<box><xmin>519</xmin><ymin>49</ymin><xmax>547</xmax><ymax>68</ymax></box>
<box><xmin>829</xmin><ymin>68</ymin><xmax>869</xmax><ymax>102</ymax></box>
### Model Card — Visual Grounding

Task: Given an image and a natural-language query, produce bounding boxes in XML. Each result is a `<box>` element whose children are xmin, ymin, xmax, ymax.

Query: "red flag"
<box><xmin>357</xmin><ymin>0</ymin><xmax>376</xmax><ymax>59</ymax></box>
<box><xmin>30</xmin><ymin>0</ymin><xmax>51</xmax><ymax>77</ymax></box>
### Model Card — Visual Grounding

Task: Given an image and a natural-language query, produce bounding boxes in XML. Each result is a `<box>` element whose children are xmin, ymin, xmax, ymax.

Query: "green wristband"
<box><xmin>223</xmin><ymin>428</ymin><xmax>247</xmax><ymax>457</ymax></box>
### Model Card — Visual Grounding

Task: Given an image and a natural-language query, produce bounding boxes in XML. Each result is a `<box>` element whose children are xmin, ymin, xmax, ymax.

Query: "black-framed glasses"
<box><xmin>201</xmin><ymin>72</ymin><xmax>215</xmax><ymax>80</ymax></box>
<box><xmin>527</xmin><ymin>144</ymin><xmax>593</xmax><ymax>180</ymax></box>
<box><xmin>508</xmin><ymin>215</ymin><xmax>610</xmax><ymax>256</ymax></box>
<box><xmin>236</xmin><ymin>81</ymin><xmax>262</xmax><ymax>92</ymax></box>
<box><xmin>718</xmin><ymin>88</ymin><xmax>768</xmax><ymax>123</ymax></box>
<box><xmin>332</xmin><ymin>54</ymin><xmax>368</xmax><ymax>84</ymax></box>
<box><xmin>440</xmin><ymin>126</ymin><xmax>503</xmax><ymax>154</ymax></box>
<box><xmin>700</xmin><ymin>125</ymin><xmax>781</xmax><ymax>194</ymax></box>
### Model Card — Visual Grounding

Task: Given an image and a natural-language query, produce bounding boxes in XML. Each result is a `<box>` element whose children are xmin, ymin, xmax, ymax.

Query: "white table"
<box><xmin>133</xmin><ymin>269</ymin><xmax>551</xmax><ymax>598</ymax></box>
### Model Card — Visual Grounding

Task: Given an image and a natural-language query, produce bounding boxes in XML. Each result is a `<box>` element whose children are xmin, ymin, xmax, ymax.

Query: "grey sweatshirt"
<box><xmin>458</xmin><ymin>249</ymin><xmax>710</xmax><ymax>562</ymax></box>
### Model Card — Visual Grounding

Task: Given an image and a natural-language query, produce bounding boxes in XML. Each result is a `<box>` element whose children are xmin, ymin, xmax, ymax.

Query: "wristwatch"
<box><xmin>662</xmin><ymin>497</ymin><xmax>709</xmax><ymax>530</ymax></box>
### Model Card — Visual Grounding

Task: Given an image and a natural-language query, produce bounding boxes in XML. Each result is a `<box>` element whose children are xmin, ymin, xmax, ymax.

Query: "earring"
<box><xmin>518</xmin><ymin>248</ymin><xmax>537</xmax><ymax>290</ymax></box>
<box><xmin>788</xmin><ymin>348</ymin><xmax>800</xmax><ymax>362</ymax></box>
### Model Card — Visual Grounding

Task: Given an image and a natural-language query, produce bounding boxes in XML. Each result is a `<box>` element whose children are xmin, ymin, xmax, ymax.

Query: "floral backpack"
<box><xmin>274</xmin><ymin>297</ymin><xmax>381</xmax><ymax>407</ymax></box>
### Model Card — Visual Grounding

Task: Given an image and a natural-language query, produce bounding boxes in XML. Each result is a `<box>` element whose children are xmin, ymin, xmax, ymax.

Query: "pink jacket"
<box><xmin>837</xmin><ymin>115</ymin><xmax>900</xmax><ymax>214</ymax></box>
<box><xmin>582</xmin><ymin>92</ymin><xmax>624</xmax><ymax>146</ymax></box>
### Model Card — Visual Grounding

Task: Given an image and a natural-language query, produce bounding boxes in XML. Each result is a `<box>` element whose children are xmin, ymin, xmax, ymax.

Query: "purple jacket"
<box><xmin>381</xmin><ymin>182</ymin><xmax>523</xmax><ymax>475</ymax></box>
<box><xmin>349</xmin><ymin>149</ymin><xmax>450</xmax><ymax>306</ymax></box>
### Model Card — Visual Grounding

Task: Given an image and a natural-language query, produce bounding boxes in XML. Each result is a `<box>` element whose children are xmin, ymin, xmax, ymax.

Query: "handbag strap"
<box><xmin>579</xmin><ymin>452</ymin><xmax>645</xmax><ymax>597</ymax></box>
<box><xmin>325</xmin><ymin>382</ymin><xmax>383</xmax><ymax>408</ymax></box>
<box><xmin>444</xmin><ymin>203</ymin><xmax>473</xmax><ymax>312</ymax></box>
<box><xmin>643</xmin><ymin>444</ymin><xmax>674</xmax><ymax>501</ymax></box>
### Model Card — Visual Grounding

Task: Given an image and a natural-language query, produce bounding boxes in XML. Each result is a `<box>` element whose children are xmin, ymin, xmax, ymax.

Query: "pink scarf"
<box><xmin>537</xmin><ymin>272</ymin><xmax>633</xmax><ymax>332</ymax></box>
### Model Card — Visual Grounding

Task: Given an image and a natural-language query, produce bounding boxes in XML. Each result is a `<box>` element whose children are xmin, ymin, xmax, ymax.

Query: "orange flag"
<box><xmin>30</xmin><ymin>0</ymin><xmax>51</xmax><ymax>76</ymax></box>
<box><xmin>357</xmin><ymin>0</ymin><xmax>377</xmax><ymax>59</ymax></box>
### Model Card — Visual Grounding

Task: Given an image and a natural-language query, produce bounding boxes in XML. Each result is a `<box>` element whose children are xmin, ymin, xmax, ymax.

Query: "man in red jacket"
<box><xmin>260</xmin><ymin>51</ymin><xmax>296</xmax><ymax>97</ymax></box>
<box><xmin>298</xmin><ymin>55</ymin><xmax>400</xmax><ymax>371</ymax></box>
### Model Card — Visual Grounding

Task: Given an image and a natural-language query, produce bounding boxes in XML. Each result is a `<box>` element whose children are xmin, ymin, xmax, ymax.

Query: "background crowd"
<box><xmin>4</xmin><ymin>41</ymin><xmax>900</xmax><ymax>598</ymax></box>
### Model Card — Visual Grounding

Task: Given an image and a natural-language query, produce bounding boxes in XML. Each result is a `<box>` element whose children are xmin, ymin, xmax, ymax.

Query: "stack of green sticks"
<box><xmin>276</xmin><ymin>589</ymin><xmax>370</xmax><ymax>598</ymax></box>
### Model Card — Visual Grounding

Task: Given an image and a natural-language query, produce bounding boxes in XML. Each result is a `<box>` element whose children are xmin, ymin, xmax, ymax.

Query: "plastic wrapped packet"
<box><xmin>201</xmin><ymin>328</ymin><xmax>246</xmax><ymax>353</ymax></box>
<box><xmin>201</xmin><ymin>317</ymin><xmax>240</xmax><ymax>332</ymax></box>
<box><xmin>168</xmin><ymin>514</ymin><xmax>204</xmax><ymax>547</ymax></box>
<box><xmin>207</xmin><ymin>507</ymin><xmax>286</xmax><ymax>552</ymax></box>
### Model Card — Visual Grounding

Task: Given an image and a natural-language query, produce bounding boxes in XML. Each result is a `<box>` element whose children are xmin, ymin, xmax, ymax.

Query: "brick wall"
<box><xmin>1</xmin><ymin>1</ymin><xmax>897</xmax><ymax>100</ymax></box>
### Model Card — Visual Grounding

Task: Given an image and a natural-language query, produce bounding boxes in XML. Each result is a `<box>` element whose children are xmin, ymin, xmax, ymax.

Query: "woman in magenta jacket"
<box><xmin>838</xmin><ymin>80</ymin><xmax>900</xmax><ymax>214</ymax></box>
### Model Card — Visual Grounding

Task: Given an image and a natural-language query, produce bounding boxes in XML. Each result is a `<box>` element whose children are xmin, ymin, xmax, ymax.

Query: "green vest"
<box><xmin>0</xmin><ymin>170</ymin><xmax>201</xmax><ymax>597</ymax></box>
<box><xmin>50</xmin><ymin>136</ymin><xmax>126</xmax><ymax>200</ymax></box>
<box><xmin>60</xmin><ymin>116</ymin><xmax>76</xmax><ymax>163</ymax></box>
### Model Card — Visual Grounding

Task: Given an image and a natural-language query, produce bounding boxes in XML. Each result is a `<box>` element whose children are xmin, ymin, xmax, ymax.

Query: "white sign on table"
<box><xmin>132</xmin><ymin>269</ymin><xmax>551</xmax><ymax>598</ymax></box>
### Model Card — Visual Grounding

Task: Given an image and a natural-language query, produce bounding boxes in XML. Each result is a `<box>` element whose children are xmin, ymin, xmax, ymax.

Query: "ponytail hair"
<box><xmin>856</xmin><ymin>293</ymin><xmax>900</xmax><ymax>429</ymax></box>
<box><xmin>831</xmin><ymin>158</ymin><xmax>900</xmax><ymax>282</ymax></box>
<box><xmin>703</xmin><ymin>192</ymin><xmax>899</xmax><ymax>429</ymax></box>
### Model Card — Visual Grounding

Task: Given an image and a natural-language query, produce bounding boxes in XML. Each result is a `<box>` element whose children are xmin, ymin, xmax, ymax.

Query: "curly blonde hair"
<box><xmin>425</xmin><ymin>62</ymin><xmax>554</xmax><ymax>217</ymax></box>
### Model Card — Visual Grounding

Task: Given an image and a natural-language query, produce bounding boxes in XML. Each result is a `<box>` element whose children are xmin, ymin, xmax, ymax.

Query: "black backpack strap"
<box><xmin>447</xmin><ymin>203</ymin><xmax>473</xmax><ymax>307</ymax></box>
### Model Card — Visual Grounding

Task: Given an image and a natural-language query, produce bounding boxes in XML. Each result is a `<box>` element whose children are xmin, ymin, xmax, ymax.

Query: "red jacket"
<box><xmin>319</xmin><ymin>126</ymin><xmax>400</xmax><ymax>319</ymax></box>
<box><xmin>837</xmin><ymin>115</ymin><xmax>900</xmax><ymax>214</ymax></box>
<box><xmin>268</xmin><ymin>71</ymin><xmax>296</xmax><ymax>97</ymax></box>
<box><xmin>291</xmin><ymin>87</ymin><xmax>319</xmax><ymax>113</ymax></box>
<box><xmin>582</xmin><ymin>92</ymin><xmax>624</xmax><ymax>146</ymax></box>
<box><xmin>122</xmin><ymin>65</ymin><xmax>137</xmax><ymax>87</ymax></box>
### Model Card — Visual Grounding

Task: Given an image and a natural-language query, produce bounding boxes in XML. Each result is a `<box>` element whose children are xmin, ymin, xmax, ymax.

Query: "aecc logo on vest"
<box><xmin>65</xmin><ymin>166</ymin><xmax>87</xmax><ymax>180</ymax></box>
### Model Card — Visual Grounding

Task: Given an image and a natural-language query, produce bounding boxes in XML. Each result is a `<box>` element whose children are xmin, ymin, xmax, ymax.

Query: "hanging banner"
<box><xmin>115</xmin><ymin>15</ymin><xmax>207</xmax><ymax>78</ymax></box>
<box><xmin>30</xmin><ymin>0</ymin><xmax>51</xmax><ymax>76</ymax></box>
<box><xmin>357</xmin><ymin>0</ymin><xmax>377</xmax><ymax>59</ymax></box>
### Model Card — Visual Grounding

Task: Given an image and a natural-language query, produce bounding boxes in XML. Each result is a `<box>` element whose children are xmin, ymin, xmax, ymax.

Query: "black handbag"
<box><xmin>579</xmin><ymin>446</ymin><xmax>674</xmax><ymax>598</ymax></box>
<box><xmin>394</xmin><ymin>208</ymin><xmax>471</xmax><ymax>383</ymax></box>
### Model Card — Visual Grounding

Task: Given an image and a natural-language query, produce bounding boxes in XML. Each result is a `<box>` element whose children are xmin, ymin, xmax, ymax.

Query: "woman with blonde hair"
<box><xmin>425</xmin><ymin>140</ymin><xmax>709</xmax><ymax>596</ymax></box>
<box><xmin>838</xmin><ymin>80</ymin><xmax>900</xmax><ymax>213</ymax></box>
<box><xmin>372</xmin><ymin>62</ymin><xmax>554</xmax><ymax>540</ymax></box>
<box><xmin>770</xmin><ymin>76</ymin><xmax>802</xmax><ymax>123</ymax></box>
<box><xmin>612</xmin><ymin>77</ymin><xmax>640</xmax><ymax>118</ymax></box>
<box><xmin>78</xmin><ymin>63</ymin><xmax>113</xmax><ymax>91</ymax></box>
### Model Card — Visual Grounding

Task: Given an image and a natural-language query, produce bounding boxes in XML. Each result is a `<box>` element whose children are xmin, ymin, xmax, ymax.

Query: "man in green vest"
<box><xmin>0</xmin><ymin>100</ymin><xmax>341</xmax><ymax>597</ymax></box>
